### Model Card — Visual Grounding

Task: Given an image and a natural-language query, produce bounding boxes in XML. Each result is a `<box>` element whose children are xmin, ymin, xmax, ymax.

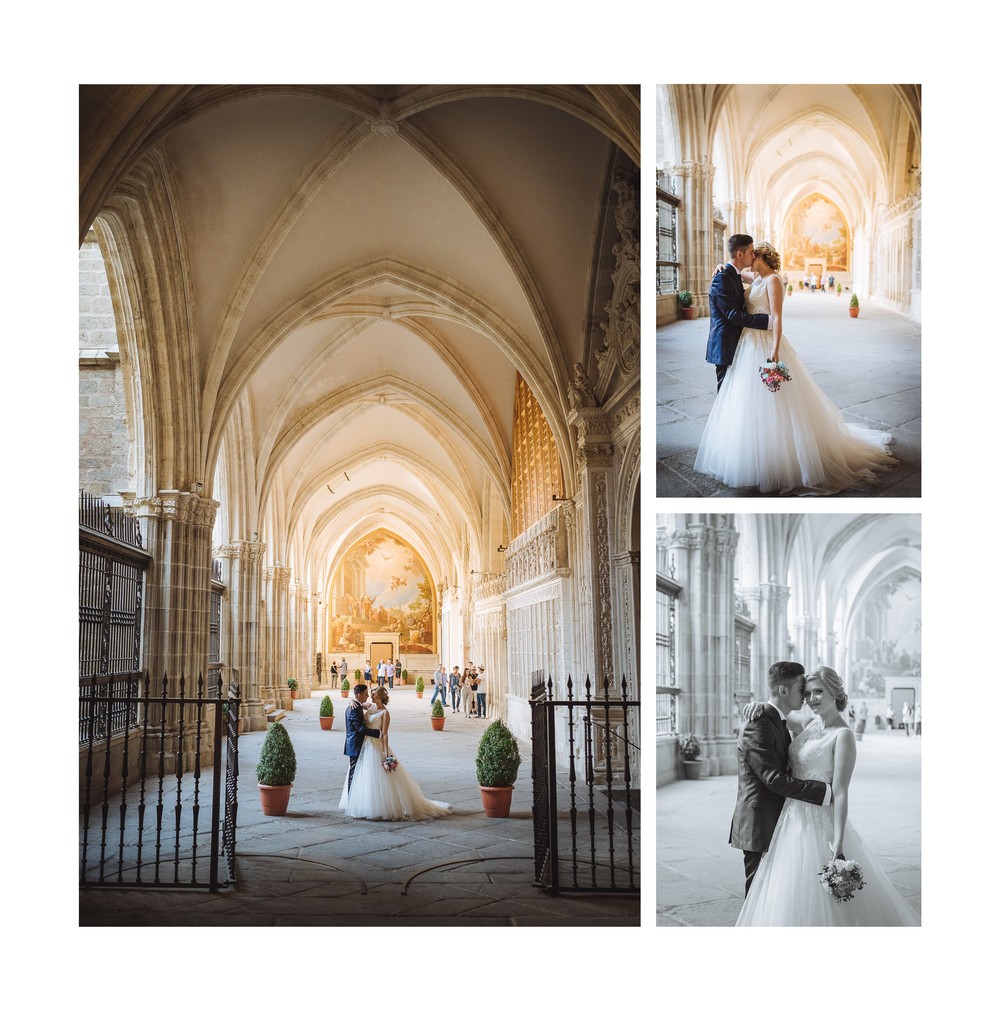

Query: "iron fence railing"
<box><xmin>79</xmin><ymin>674</ymin><xmax>240</xmax><ymax>891</ymax></box>
<box><xmin>530</xmin><ymin>673</ymin><xmax>639</xmax><ymax>895</ymax></box>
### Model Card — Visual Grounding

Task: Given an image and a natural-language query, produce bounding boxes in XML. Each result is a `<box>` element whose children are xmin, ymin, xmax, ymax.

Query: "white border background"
<box><xmin>5</xmin><ymin>2</ymin><xmax>990</xmax><ymax>1003</ymax></box>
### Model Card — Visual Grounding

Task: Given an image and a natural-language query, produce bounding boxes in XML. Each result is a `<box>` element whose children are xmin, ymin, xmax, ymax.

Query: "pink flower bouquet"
<box><xmin>759</xmin><ymin>359</ymin><xmax>792</xmax><ymax>392</ymax></box>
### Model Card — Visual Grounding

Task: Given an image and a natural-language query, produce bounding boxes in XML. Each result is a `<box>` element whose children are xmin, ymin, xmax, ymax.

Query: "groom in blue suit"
<box><xmin>344</xmin><ymin>684</ymin><xmax>381</xmax><ymax>792</ymax></box>
<box><xmin>707</xmin><ymin>234</ymin><xmax>773</xmax><ymax>390</ymax></box>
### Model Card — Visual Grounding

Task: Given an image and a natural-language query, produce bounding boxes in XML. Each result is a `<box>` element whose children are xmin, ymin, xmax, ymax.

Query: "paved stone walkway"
<box><xmin>656</xmin><ymin>291</ymin><xmax>921</xmax><ymax>497</ymax></box>
<box><xmin>80</xmin><ymin>689</ymin><xmax>639</xmax><ymax>926</ymax></box>
<box><xmin>656</xmin><ymin>728</ymin><xmax>920</xmax><ymax>925</ymax></box>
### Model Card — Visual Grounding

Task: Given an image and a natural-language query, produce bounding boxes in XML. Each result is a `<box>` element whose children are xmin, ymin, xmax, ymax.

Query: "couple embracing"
<box><xmin>340</xmin><ymin>683</ymin><xmax>450</xmax><ymax>821</ymax></box>
<box><xmin>694</xmin><ymin>234</ymin><xmax>897</xmax><ymax>496</ymax></box>
<box><xmin>730</xmin><ymin>661</ymin><xmax>917</xmax><ymax>926</ymax></box>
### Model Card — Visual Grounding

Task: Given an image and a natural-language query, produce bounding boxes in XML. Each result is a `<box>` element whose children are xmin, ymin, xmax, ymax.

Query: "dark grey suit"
<box><xmin>729</xmin><ymin>705</ymin><xmax>827</xmax><ymax>895</ymax></box>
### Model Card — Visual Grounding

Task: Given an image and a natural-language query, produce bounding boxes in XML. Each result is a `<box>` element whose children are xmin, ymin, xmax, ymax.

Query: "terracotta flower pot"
<box><xmin>258</xmin><ymin>783</ymin><xmax>292</xmax><ymax>816</ymax></box>
<box><xmin>290</xmin><ymin>690</ymin><xmax>298</xmax><ymax>700</ymax></box>
<box><xmin>430</xmin><ymin>716</ymin><xmax>446</xmax><ymax>731</ymax></box>
<box><xmin>680</xmin><ymin>306</ymin><xmax>694</xmax><ymax>321</ymax></box>
<box><xmin>681</xmin><ymin>760</ymin><xmax>703</xmax><ymax>780</ymax></box>
<box><xmin>319</xmin><ymin>716</ymin><xmax>334</xmax><ymax>730</ymax></box>
<box><xmin>849</xmin><ymin>307</ymin><xmax>860</xmax><ymax>318</ymax></box>
<box><xmin>340</xmin><ymin>690</ymin><xmax>349</xmax><ymax>698</ymax></box>
<box><xmin>416</xmin><ymin>692</ymin><xmax>423</xmax><ymax>699</ymax></box>
<box><xmin>479</xmin><ymin>785</ymin><xmax>514</xmax><ymax>818</ymax></box>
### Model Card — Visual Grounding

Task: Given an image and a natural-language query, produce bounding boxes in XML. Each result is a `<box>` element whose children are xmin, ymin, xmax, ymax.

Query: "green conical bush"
<box><xmin>476</xmin><ymin>718</ymin><xmax>522</xmax><ymax>787</ymax></box>
<box><xmin>256</xmin><ymin>722</ymin><xmax>297</xmax><ymax>786</ymax></box>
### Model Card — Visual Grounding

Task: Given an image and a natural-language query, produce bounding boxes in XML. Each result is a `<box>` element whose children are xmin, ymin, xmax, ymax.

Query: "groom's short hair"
<box><xmin>728</xmin><ymin>233</ymin><xmax>754</xmax><ymax>256</ymax></box>
<box><xmin>767</xmin><ymin>661</ymin><xmax>805</xmax><ymax>695</ymax></box>
<box><xmin>353</xmin><ymin>683</ymin><xmax>368</xmax><ymax>698</ymax></box>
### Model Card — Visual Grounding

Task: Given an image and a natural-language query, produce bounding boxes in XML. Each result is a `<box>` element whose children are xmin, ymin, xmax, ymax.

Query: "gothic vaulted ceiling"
<box><xmin>81</xmin><ymin>84</ymin><xmax>639</xmax><ymax>584</ymax></box>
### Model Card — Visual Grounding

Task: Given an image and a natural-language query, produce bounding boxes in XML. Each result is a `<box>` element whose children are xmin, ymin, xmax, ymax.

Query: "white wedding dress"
<box><xmin>694</xmin><ymin>277</ymin><xmax>898</xmax><ymax>494</ymax></box>
<box><xmin>338</xmin><ymin>709</ymin><xmax>450</xmax><ymax>821</ymax></box>
<box><xmin>736</xmin><ymin>718</ymin><xmax>919</xmax><ymax>926</ymax></box>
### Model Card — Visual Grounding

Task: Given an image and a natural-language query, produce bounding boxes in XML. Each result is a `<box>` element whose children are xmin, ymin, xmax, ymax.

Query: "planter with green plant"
<box><xmin>680</xmin><ymin>733</ymin><xmax>704</xmax><ymax>780</ymax></box>
<box><xmin>415</xmin><ymin>676</ymin><xmax>424</xmax><ymax>699</ymax></box>
<box><xmin>340</xmin><ymin>677</ymin><xmax>351</xmax><ymax>698</ymax></box>
<box><xmin>836</xmin><ymin>282</ymin><xmax>842</xmax><ymax>296</ymax></box>
<box><xmin>849</xmin><ymin>293</ymin><xmax>860</xmax><ymax>318</ymax></box>
<box><xmin>319</xmin><ymin>694</ymin><xmax>334</xmax><ymax>730</ymax></box>
<box><xmin>678</xmin><ymin>289</ymin><xmax>695</xmax><ymax>321</ymax></box>
<box><xmin>256</xmin><ymin>722</ymin><xmax>297</xmax><ymax>815</ymax></box>
<box><xmin>476</xmin><ymin>718</ymin><xmax>522</xmax><ymax>817</ymax></box>
<box><xmin>355</xmin><ymin>669</ymin><xmax>362</xmax><ymax>682</ymax></box>
<box><xmin>430</xmin><ymin>698</ymin><xmax>446</xmax><ymax>731</ymax></box>
<box><xmin>401</xmin><ymin>668</ymin><xmax>408</xmax><ymax>684</ymax></box>
<box><xmin>786</xmin><ymin>282</ymin><xmax>792</xmax><ymax>296</ymax></box>
<box><xmin>287</xmin><ymin>677</ymin><xmax>299</xmax><ymax>700</ymax></box>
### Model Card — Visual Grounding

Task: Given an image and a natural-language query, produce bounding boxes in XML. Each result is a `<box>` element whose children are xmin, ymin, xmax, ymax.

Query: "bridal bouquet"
<box><xmin>818</xmin><ymin>856</ymin><xmax>865</xmax><ymax>902</ymax></box>
<box><xmin>759</xmin><ymin>359</ymin><xmax>792</xmax><ymax>392</ymax></box>
<box><xmin>382</xmin><ymin>754</ymin><xmax>399</xmax><ymax>773</ymax></box>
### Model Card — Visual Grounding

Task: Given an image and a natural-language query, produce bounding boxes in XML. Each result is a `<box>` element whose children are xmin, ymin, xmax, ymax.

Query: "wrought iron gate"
<box><xmin>530</xmin><ymin>672</ymin><xmax>639</xmax><ymax>895</ymax></box>
<box><xmin>79</xmin><ymin>675</ymin><xmax>240</xmax><ymax>891</ymax></box>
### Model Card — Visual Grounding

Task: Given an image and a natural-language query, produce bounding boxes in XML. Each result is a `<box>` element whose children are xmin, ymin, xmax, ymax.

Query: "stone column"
<box><xmin>744</xmin><ymin>581</ymin><xmax>792</xmax><ymax>700</ymax></box>
<box><xmin>215</xmin><ymin>540</ymin><xmax>267</xmax><ymax>732</ymax></box>
<box><xmin>567</xmin><ymin>405</ymin><xmax>616</xmax><ymax>694</ymax></box>
<box><xmin>262</xmin><ymin>565</ymin><xmax>292</xmax><ymax>709</ymax></box>
<box><xmin>124</xmin><ymin>490</ymin><xmax>219</xmax><ymax>768</ymax></box>
<box><xmin>664</xmin><ymin>515</ymin><xmax>738</xmax><ymax>775</ymax></box>
<box><xmin>673</xmin><ymin>160</ymin><xmax>716</xmax><ymax>317</ymax></box>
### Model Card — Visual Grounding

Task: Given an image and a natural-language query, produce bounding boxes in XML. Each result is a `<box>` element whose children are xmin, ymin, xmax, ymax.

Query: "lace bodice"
<box><xmin>746</xmin><ymin>276</ymin><xmax>770</xmax><ymax>314</ymax></box>
<box><xmin>366</xmin><ymin>708</ymin><xmax>384</xmax><ymax>726</ymax></box>
<box><xmin>789</xmin><ymin>718</ymin><xmax>850</xmax><ymax>783</ymax></box>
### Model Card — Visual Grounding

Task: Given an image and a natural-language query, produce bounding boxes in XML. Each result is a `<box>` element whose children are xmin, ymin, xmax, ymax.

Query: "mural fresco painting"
<box><xmin>329</xmin><ymin>530</ymin><xmax>436</xmax><ymax>654</ymax></box>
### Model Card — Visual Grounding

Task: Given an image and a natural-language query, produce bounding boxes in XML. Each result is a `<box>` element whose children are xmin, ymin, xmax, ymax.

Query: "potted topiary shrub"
<box><xmin>355</xmin><ymin>669</ymin><xmax>362</xmax><ymax>682</ymax></box>
<box><xmin>319</xmin><ymin>694</ymin><xmax>334</xmax><ymax>730</ymax></box>
<box><xmin>849</xmin><ymin>293</ymin><xmax>860</xmax><ymax>318</ymax></box>
<box><xmin>430</xmin><ymin>698</ymin><xmax>446</xmax><ymax>731</ymax></box>
<box><xmin>680</xmin><ymin>733</ymin><xmax>704</xmax><ymax>780</ymax></box>
<box><xmin>287</xmin><ymin>677</ymin><xmax>299</xmax><ymax>700</ymax></box>
<box><xmin>340</xmin><ymin>677</ymin><xmax>351</xmax><ymax>698</ymax></box>
<box><xmin>786</xmin><ymin>282</ymin><xmax>793</xmax><ymax>297</ymax></box>
<box><xmin>837</xmin><ymin>282</ymin><xmax>843</xmax><ymax>297</ymax></box>
<box><xmin>415</xmin><ymin>675</ymin><xmax>425</xmax><ymax>699</ymax></box>
<box><xmin>476</xmin><ymin>718</ymin><xmax>522</xmax><ymax>817</ymax></box>
<box><xmin>677</xmin><ymin>289</ymin><xmax>695</xmax><ymax>321</ymax></box>
<box><xmin>256</xmin><ymin>722</ymin><xmax>297</xmax><ymax>815</ymax></box>
<box><xmin>401</xmin><ymin>668</ymin><xmax>408</xmax><ymax>684</ymax></box>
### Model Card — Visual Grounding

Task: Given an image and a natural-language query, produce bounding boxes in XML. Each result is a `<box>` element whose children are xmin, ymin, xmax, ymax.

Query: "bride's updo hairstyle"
<box><xmin>808</xmin><ymin>666</ymin><xmax>848</xmax><ymax>711</ymax></box>
<box><xmin>372</xmin><ymin>686</ymin><xmax>390</xmax><ymax>705</ymax></box>
<box><xmin>755</xmin><ymin>242</ymin><xmax>781</xmax><ymax>271</ymax></box>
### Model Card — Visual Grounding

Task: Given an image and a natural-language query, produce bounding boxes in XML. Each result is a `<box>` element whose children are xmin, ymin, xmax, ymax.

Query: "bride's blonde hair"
<box><xmin>755</xmin><ymin>242</ymin><xmax>781</xmax><ymax>271</ymax></box>
<box><xmin>372</xmin><ymin>686</ymin><xmax>390</xmax><ymax>705</ymax></box>
<box><xmin>808</xmin><ymin>666</ymin><xmax>848</xmax><ymax>711</ymax></box>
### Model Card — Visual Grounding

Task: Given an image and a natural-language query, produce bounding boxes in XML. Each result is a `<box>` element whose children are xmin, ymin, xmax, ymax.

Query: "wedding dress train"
<box><xmin>694</xmin><ymin>277</ymin><xmax>898</xmax><ymax>495</ymax></box>
<box><xmin>338</xmin><ymin>709</ymin><xmax>450</xmax><ymax>821</ymax></box>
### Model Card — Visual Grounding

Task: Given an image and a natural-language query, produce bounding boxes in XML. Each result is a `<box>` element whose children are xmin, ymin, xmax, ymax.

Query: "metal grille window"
<box><xmin>79</xmin><ymin>492</ymin><xmax>149</xmax><ymax>744</ymax></box>
<box><xmin>657</xmin><ymin>181</ymin><xmax>680</xmax><ymax>295</ymax></box>
<box><xmin>656</xmin><ymin>574</ymin><xmax>680</xmax><ymax>736</ymax></box>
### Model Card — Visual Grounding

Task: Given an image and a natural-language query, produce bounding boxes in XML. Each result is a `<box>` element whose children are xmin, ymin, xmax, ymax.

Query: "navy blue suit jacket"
<box><xmin>706</xmin><ymin>264</ymin><xmax>770</xmax><ymax>367</ymax></box>
<box><xmin>344</xmin><ymin>703</ymin><xmax>381</xmax><ymax>757</ymax></box>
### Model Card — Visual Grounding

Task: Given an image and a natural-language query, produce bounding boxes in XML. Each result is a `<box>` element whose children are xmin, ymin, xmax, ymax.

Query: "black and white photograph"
<box><xmin>655</xmin><ymin>512</ymin><xmax>921</xmax><ymax>926</ymax></box>
<box><xmin>655</xmin><ymin>85</ymin><xmax>921</xmax><ymax>497</ymax></box>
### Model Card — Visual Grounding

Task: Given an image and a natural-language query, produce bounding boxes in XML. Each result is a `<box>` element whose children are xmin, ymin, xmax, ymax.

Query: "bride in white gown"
<box><xmin>338</xmin><ymin>686</ymin><xmax>450</xmax><ymax>821</ymax></box>
<box><xmin>736</xmin><ymin>667</ymin><xmax>918</xmax><ymax>926</ymax></box>
<box><xmin>694</xmin><ymin>243</ymin><xmax>898</xmax><ymax>495</ymax></box>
